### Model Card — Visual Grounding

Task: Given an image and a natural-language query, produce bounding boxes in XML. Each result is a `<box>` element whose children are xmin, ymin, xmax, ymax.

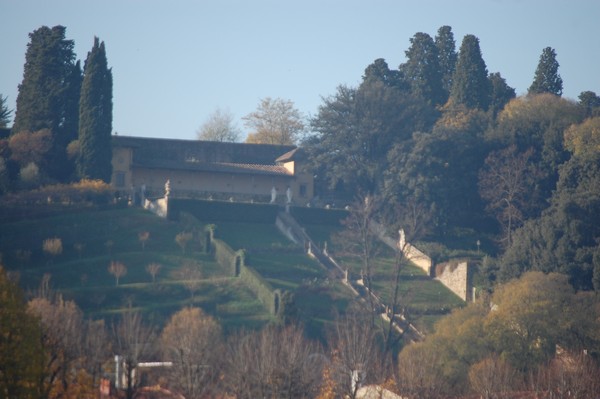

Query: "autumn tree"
<box><xmin>43</xmin><ymin>237</ymin><xmax>63</xmax><ymax>261</ymax></box>
<box><xmin>176</xmin><ymin>261</ymin><xmax>203</xmax><ymax>300</ymax></box>
<box><xmin>175</xmin><ymin>231</ymin><xmax>193</xmax><ymax>254</ymax></box>
<box><xmin>112</xmin><ymin>308</ymin><xmax>156</xmax><ymax>399</ymax></box>
<box><xmin>468</xmin><ymin>355</ymin><xmax>519</xmax><ymax>399</ymax></box>
<box><xmin>78</xmin><ymin>37</ymin><xmax>113</xmax><ymax>182</ymax></box>
<box><xmin>488</xmin><ymin>93</ymin><xmax>584</xmax><ymax>215</ymax></box>
<box><xmin>564</xmin><ymin>116</ymin><xmax>600</xmax><ymax>158</ymax></box>
<box><xmin>197</xmin><ymin>107</ymin><xmax>241</xmax><ymax>142</ymax></box>
<box><xmin>243</xmin><ymin>97</ymin><xmax>305</xmax><ymax>145</ymax></box>
<box><xmin>13</xmin><ymin>25</ymin><xmax>82</xmax><ymax>182</ymax></box>
<box><xmin>528</xmin><ymin>47</ymin><xmax>563</xmax><ymax>96</ymax></box>
<box><xmin>138</xmin><ymin>231</ymin><xmax>149</xmax><ymax>251</ymax></box>
<box><xmin>108</xmin><ymin>261</ymin><xmax>127</xmax><ymax>286</ymax></box>
<box><xmin>145</xmin><ymin>263</ymin><xmax>161</xmax><ymax>283</ymax></box>
<box><xmin>161</xmin><ymin>307</ymin><xmax>222</xmax><ymax>398</ymax></box>
<box><xmin>28</xmin><ymin>294</ymin><xmax>88</xmax><ymax>399</ymax></box>
<box><xmin>223</xmin><ymin>324</ymin><xmax>324</xmax><ymax>399</ymax></box>
<box><xmin>327</xmin><ymin>310</ymin><xmax>382</xmax><ymax>399</ymax></box>
<box><xmin>0</xmin><ymin>266</ymin><xmax>44</xmax><ymax>398</ymax></box>
<box><xmin>449</xmin><ymin>34</ymin><xmax>491</xmax><ymax>110</ymax></box>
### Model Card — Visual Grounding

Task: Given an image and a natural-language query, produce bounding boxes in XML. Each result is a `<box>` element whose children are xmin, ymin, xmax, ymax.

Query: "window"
<box><xmin>299</xmin><ymin>184</ymin><xmax>307</xmax><ymax>198</ymax></box>
<box><xmin>115</xmin><ymin>172</ymin><xmax>125</xmax><ymax>188</ymax></box>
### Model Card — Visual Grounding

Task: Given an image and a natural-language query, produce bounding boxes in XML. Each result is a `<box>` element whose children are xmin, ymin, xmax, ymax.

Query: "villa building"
<box><xmin>110</xmin><ymin>135</ymin><xmax>314</xmax><ymax>203</ymax></box>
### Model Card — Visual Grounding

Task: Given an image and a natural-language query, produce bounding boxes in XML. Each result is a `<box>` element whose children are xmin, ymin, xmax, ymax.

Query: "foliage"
<box><xmin>0</xmin><ymin>94</ymin><xmax>12</xmax><ymax>128</ymax></box>
<box><xmin>43</xmin><ymin>237</ymin><xmax>63</xmax><ymax>258</ymax></box>
<box><xmin>243</xmin><ymin>97</ymin><xmax>305</xmax><ymax>145</ymax></box>
<box><xmin>400</xmin><ymin>32</ymin><xmax>445</xmax><ymax>106</ymax></box>
<box><xmin>498</xmin><ymin>151</ymin><xmax>600</xmax><ymax>289</ymax></box>
<box><xmin>528</xmin><ymin>47</ymin><xmax>563</xmax><ymax>96</ymax></box>
<box><xmin>487</xmin><ymin>72</ymin><xmax>516</xmax><ymax>117</ymax></box>
<box><xmin>307</xmin><ymin>72</ymin><xmax>436</xmax><ymax>195</ymax></box>
<box><xmin>197</xmin><ymin>107</ymin><xmax>241</xmax><ymax>142</ymax></box>
<box><xmin>478</xmin><ymin>145</ymin><xmax>538</xmax><ymax>247</ymax></box>
<box><xmin>434</xmin><ymin>26</ymin><xmax>457</xmax><ymax>99</ymax></box>
<box><xmin>175</xmin><ymin>231</ymin><xmax>193</xmax><ymax>254</ymax></box>
<box><xmin>108</xmin><ymin>260</ymin><xmax>127</xmax><ymax>285</ymax></box>
<box><xmin>161</xmin><ymin>307</ymin><xmax>222</xmax><ymax>399</ymax></box>
<box><xmin>449</xmin><ymin>34</ymin><xmax>491</xmax><ymax>110</ymax></box>
<box><xmin>12</xmin><ymin>25</ymin><xmax>82</xmax><ymax>182</ymax></box>
<box><xmin>488</xmin><ymin>93</ymin><xmax>584</xmax><ymax>215</ymax></box>
<box><xmin>0</xmin><ymin>266</ymin><xmax>45</xmax><ymax>398</ymax></box>
<box><xmin>223</xmin><ymin>324</ymin><xmax>324</xmax><ymax>399</ymax></box>
<box><xmin>564</xmin><ymin>116</ymin><xmax>600</xmax><ymax>158</ymax></box>
<box><xmin>78</xmin><ymin>37</ymin><xmax>113</xmax><ymax>182</ymax></box>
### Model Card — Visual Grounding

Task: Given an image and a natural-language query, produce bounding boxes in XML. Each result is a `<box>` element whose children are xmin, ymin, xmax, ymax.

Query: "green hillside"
<box><xmin>0</xmin><ymin>202</ymin><xmax>465</xmax><ymax>338</ymax></box>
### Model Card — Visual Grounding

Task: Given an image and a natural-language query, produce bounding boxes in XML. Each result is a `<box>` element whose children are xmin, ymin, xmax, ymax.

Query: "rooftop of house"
<box><xmin>112</xmin><ymin>135</ymin><xmax>301</xmax><ymax>176</ymax></box>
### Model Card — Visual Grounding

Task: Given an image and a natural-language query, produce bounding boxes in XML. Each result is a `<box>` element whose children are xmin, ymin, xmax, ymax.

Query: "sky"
<box><xmin>1</xmin><ymin>0</ymin><xmax>599</xmax><ymax>141</ymax></box>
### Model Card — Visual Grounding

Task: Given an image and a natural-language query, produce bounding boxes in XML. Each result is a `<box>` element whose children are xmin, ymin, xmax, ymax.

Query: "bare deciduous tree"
<box><xmin>327</xmin><ymin>309</ymin><xmax>382</xmax><ymax>399</ymax></box>
<box><xmin>224</xmin><ymin>324</ymin><xmax>324</xmax><ymax>399</ymax></box>
<box><xmin>468</xmin><ymin>355</ymin><xmax>520</xmax><ymax>399</ymax></box>
<box><xmin>112</xmin><ymin>308</ymin><xmax>156</xmax><ymax>399</ymax></box>
<box><xmin>161</xmin><ymin>307</ymin><xmax>222</xmax><ymax>398</ymax></box>
<box><xmin>138</xmin><ymin>231</ymin><xmax>149</xmax><ymax>251</ymax></box>
<box><xmin>196</xmin><ymin>107</ymin><xmax>241</xmax><ymax>142</ymax></box>
<box><xmin>175</xmin><ymin>232</ymin><xmax>193</xmax><ymax>254</ymax></box>
<box><xmin>243</xmin><ymin>97</ymin><xmax>305</xmax><ymax>145</ymax></box>
<box><xmin>145</xmin><ymin>263</ymin><xmax>161</xmax><ymax>283</ymax></box>
<box><xmin>108</xmin><ymin>261</ymin><xmax>127</xmax><ymax>286</ymax></box>
<box><xmin>43</xmin><ymin>237</ymin><xmax>63</xmax><ymax>262</ymax></box>
<box><xmin>175</xmin><ymin>261</ymin><xmax>202</xmax><ymax>300</ymax></box>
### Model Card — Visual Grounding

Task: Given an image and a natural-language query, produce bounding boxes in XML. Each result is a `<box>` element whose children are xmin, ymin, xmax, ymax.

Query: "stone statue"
<box><xmin>286</xmin><ymin>186</ymin><xmax>292</xmax><ymax>204</ymax></box>
<box><xmin>270</xmin><ymin>186</ymin><xmax>277</xmax><ymax>203</ymax></box>
<box><xmin>165</xmin><ymin>179</ymin><xmax>171</xmax><ymax>198</ymax></box>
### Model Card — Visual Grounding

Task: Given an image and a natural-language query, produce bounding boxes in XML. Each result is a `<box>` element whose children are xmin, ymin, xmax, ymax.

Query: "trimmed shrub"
<box><xmin>168</xmin><ymin>199</ymin><xmax>278</xmax><ymax>223</ymax></box>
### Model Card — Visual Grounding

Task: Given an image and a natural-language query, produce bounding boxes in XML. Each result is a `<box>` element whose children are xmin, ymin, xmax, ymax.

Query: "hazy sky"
<box><xmin>1</xmin><ymin>0</ymin><xmax>599</xmax><ymax>141</ymax></box>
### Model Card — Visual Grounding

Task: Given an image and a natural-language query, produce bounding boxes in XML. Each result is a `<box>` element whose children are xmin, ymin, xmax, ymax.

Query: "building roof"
<box><xmin>113</xmin><ymin>135</ymin><xmax>296</xmax><ymax>176</ymax></box>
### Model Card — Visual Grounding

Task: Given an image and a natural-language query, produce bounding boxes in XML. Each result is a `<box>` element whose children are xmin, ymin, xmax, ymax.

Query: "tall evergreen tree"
<box><xmin>488</xmin><ymin>72</ymin><xmax>516</xmax><ymax>117</ymax></box>
<box><xmin>449</xmin><ymin>34</ymin><xmax>491</xmax><ymax>110</ymax></box>
<box><xmin>12</xmin><ymin>25</ymin><xmax>81</xmax><ymax>182</ymax></box>
<box><xmin>78</xmin><ymin>37</ymin><xmax>113</xmax><ymax>182</ymax></box>
<box><xmin>0</xmin><ymin>94</ymin><xmax>12</xmax><ymax>128</ymax></box>
<box><xmin>528</xmin><ymin>47</ymin><xmax>563</xmax><ymax>96</ymax></box>
<box><xmin>435</xmin><ymin>25</ymin><xmax>457</xmax><ymax>101</ymax></box>
<box><xmin>400</xmin><ymin>32</ymin><xmax>445</xmax><ymax>106</ymax></box>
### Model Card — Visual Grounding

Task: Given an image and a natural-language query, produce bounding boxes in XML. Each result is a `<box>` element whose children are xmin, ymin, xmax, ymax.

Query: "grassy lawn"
<box><xmin>0</xmin><ymin>206</ymin><xmax>271</xmax><ymax>332</ymax></box>
<box><xmin>212</xmin><ymin>221</ymin><xmax>297</xmax><ymax>250</ymax></box>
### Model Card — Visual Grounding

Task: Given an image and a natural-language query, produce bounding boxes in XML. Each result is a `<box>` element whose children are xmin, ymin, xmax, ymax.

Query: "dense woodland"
<box><xmin>2</xmin><ymin>24</ymin><xmax>600</xmax><ymax>398</ymax></box>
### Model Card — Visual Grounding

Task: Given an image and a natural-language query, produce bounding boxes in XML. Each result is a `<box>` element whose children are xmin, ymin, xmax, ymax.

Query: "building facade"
<box><xmin>111</xmin><ymin>136</ymin><xmax>314</xmax><ymax>203</ymax></box>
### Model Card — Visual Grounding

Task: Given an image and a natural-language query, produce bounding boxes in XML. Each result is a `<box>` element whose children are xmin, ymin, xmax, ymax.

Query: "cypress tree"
<box><xmin>449</xmin><ymin>34</ymin><xmax>491</xmax><ymax>110</ymax></box>
<box><xmin>435</xmin><ymin>25</ymin><xmax>457</xmax><ymax>100</ymax></box>
<box><xmin>12</xmin><ymin>25</ymin><xmax>81</xmax><ymax>182</ymax></box>
<box><xmin>400</xmin><ymin>32</ymin><xmax>445</xmax><ymax>106</ymax></box>
<box><xmin>78</xmin><ymin>37</ymin><xmax>113</xmax><ymax>182</ymax></box>
<box><xmin>528</xmin><ymin>47</ymin><xmax>563</xmax><ymax>96</ymax></box>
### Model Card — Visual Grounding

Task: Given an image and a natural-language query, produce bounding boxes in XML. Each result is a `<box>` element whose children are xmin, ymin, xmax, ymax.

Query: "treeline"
<box><xmin>0</xmin><ymin>25</ymin><xmax>112</xmax><ymax>194</ymax></box>
<box><xmin>303</xmin><ymin>25</ymin><xmax>600</xmax><ymax>291</ymax></box>
<box><xmin>2</xmin><ymin>266</ymin><xmax>599</xmax><ymax>398</ymax></box>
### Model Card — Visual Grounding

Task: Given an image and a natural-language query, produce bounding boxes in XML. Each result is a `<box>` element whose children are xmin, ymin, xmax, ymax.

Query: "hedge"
<box><xmin>168</xmin><ymin>199</ymin><xmax>279</xmax><ymax>223</ymax></box>
<box><xmin>290</xmin><ymin>206</ymin><xmax>349</xmax><ymax>226</ymax></box>
<box><xmin>208</xmin><ymin>225</ymin><xmax>281</xmax><ymax>315</ymax></box>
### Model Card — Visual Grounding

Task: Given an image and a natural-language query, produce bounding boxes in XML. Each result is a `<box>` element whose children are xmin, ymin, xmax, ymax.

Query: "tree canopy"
<box><xmin>197</xmin><ymin>107</ymin><xmax>241</xmax><ymax>142</ymax></box>
<box><xmin>78</xmin><ymin>37</ymin><xmax>113</xmax><ymax>182</ymax></box>
<box><xmin>449</xmin><ymin>34</ymin><xmax>490</xmax><ymax>110</ymax></box>
<box><xmin>528</xmin><ymin>47</ymin><xmax>563</xmax><ymax>96</ymax></box>
<box><xmin>243</xmin><ymin>97</ymin><xmax>304</xmax><ymax>145</ymax></box>
<box><xmin>12</xmin><ymin>25</ymin><xmax>82</xmax><ymax>182</ymax></box>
